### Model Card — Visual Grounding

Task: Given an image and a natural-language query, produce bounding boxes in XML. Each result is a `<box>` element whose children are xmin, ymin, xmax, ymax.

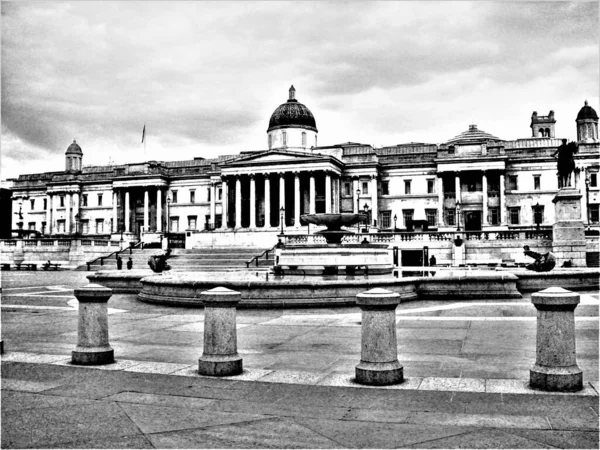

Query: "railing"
<box><xmin>86</xmin><ymin>240</ymin><xmax>142</xmax><ymax>271</ymax></box>
<box><xmin>246</xmin><ymin>243</ymin><xmax>278</xmax><ymax>268</ymax></box>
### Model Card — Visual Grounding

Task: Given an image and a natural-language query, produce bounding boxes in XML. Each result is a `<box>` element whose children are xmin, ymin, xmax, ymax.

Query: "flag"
<box><xmin>141</xmin><ymin>124</ymin><xmax>146</xmax><ymax>143</ymax></box>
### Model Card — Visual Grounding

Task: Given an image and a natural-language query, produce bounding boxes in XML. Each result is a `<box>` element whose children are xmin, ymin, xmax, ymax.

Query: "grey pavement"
<box><xmin>1</xmin><ymin>270</ymin><xmax>599</xmax><ymax>449</ymax></box>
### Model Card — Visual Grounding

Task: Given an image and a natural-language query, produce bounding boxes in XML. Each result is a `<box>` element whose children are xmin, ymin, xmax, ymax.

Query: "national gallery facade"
<box><xmin>7</xmin><ymin>87</ymin><xmax>600</xmax><ymax>246</ymax></box>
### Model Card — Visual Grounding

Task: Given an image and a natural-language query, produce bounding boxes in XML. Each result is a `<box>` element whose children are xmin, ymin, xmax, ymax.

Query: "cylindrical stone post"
<box><xmin>198</xmin><ymin>287</ymin><xmax>243</xmax><ymax>376</ymax></box>
<box><xmin>355</xmin><ymin>288</ymin><xmax>403</xmax><ymax>385</ymax></box>
<box><xmin>530</xmin><ymin>287</ymin><xmax>583</xmax><ymax>392</ymax></box>
<box><xmin>72</xmin><ymin>284</ymin><xmax>114</xmax><ymax>365</ymax></box>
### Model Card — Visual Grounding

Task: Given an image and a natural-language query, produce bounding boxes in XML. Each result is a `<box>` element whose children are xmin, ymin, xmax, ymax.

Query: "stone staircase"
<box><xmin>85</xmin><ymin>247</ymin><xmax>275</xmax><ymax>272</ymax></box>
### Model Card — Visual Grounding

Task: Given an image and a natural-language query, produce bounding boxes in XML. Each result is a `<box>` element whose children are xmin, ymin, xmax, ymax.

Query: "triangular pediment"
<box><xmin>222</xmin><ymin>149</ymin><xmax>330</xmax><ymax>166</ymax></box>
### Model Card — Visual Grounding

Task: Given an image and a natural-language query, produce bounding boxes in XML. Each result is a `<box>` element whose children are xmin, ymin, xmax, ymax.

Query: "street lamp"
<box><xmin>393</xmin><ymin>214</ymin><xmax>398</xmax><ymax>232</ymax></box>
<box><xmin>356</xmin><ymin>188</ymin><xmax>361</xmax><ymax>233</ymax></box>
<box><xmin>456</xmin><ymin>201</ymin><xmax>461</xmax><ymax>231</ymax></box>
<box><xmin>280</xmin><ymin>206</ymin><xmax>285</xmax><ymax>234</ymax></box>
<box><xmin>364</xmin><ymin>203</ymin><xmax>369</xmax><ymax>232</ymax></box>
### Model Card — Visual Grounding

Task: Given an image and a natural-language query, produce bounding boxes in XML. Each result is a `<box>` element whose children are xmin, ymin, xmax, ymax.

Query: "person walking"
<box><xmin>116</xmin><ymin>255</ymin><xmax>123</xmax><ymax>270</ymax></box>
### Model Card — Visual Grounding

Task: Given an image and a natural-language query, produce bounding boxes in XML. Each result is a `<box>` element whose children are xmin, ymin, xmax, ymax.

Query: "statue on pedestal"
<box><xmin>553</xmin><ymin>139</ymin><xmax>578</xmax><ymax>188</ymax></box>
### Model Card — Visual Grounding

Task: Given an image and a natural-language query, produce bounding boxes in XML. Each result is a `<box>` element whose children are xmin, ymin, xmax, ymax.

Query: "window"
<box><xmin>95</xmin><ymin>219</ymin><xmax>104</xmax><ymax>234</ymax></box>
<box><xmin>448</xmin><ymin>146</ymin><xmax>455</xmax><ymax>155</ymax></box>
<box><xmin>445</xmin><ymin>209</ymin><xmax>456</xmax><ymax>226</ymax></box>
<box><xmin>404</xmin><ymin>180</ymin><xmax>411</xmax><ymax>195</ymax></box>
<box><xmin>97</xmin><ymin>194</ymin><xmax>103</xmax><ymax>206</ymax></box>
<box><xmin>426</xmin><ymin>209</ymin><xmax>438</xmax><ymax>227</ymax></box>
<box><xmin>268</xmin><ymin>134</ymin><xmax>272</xmax><ymax>149</ymax></box>
<box><xmin>28</xmin><ymin>222</ymin><xmax>35</xmax><ymax>230</ymax></box>
<box><xmin>218</xmin><ymin>188</ymin><xmax>222</xmax><ymax>200</ymax></box>
<box><xmin>533</xmin><ymin>205</ymin><xmax>544</xmax><ymax>225</ymax></box>
<box><xmin>302</xmin><ymin>132</ymin><xmax>306</xmax><ymax>146</ymax></box>
<box><xmin>381</xmin><ymin>211</ymin><xmax>391</xmax><ymax>229</ymax></box>
<box><xmin>489</xmin><ymin>208</ymin><xmax>500</xmax><ymax>225</ymax></box>
<box><xmin>591</xmin><ymin>173</ymin><xmax>598</xmax><ymax>187</ymax></box>
<box><xmin>361</xmin><ymin>181</ymin><xmax>369</xmax><ymax>195</ymax></box>
<box><xmin>381</xmin><ymin>181</ymin><xmax>389</xmax><ymax>196</ymax></box>
<box><xmin>534</xmin><ymin>175</ymin><xmax>541</xmax><ymax>191</ymax></box>
<box><xmin>81</xmin><ymin>220</ymin><xmax>89</xmax><ymax>234</ymax></box>
<box><xmin>344</xmin><ymin>183</ymin><xmax>351</xmax><ymax>196</ymax></box>
<box><xmin>170</xmin><ymin>217</ymin><xmax>179</xmax><ymax>232</ymax></box>
<box><xmin>508</xmin><ymin>175</ymin><xmax>518</xmax><ymax>190</ymax></box>
<box><xmin>43</xmin><ymin>199</ymin><xmax>47</xmax><ymax>210</ymax></box>
<box><xmin>509</xmin><ymin>207</ymin><xmax>520</xmax><ymax>225</ymax></box>
<box><xmin>190</xmin><ymin>190</ymin><xmax>195</xmax><ymax>204</ymax></box>
<box><xmin>427</xmin><ymin>179</ymin><xmax>435</xmax><ymax>194</ymax></box>
<box><xmin>207</xmin><ymin>187</ymin><xmax>211</xmax><ymax>202</ymax></box>
<box><xmin>590</xmin><ymin>204</ymin><xmax>599</xmax><ymax>223</ymax></box>
<box><xmin>57</xmin><ymin>220</ymin><xmax>65</xmax><ymax>233</ymax></box>
<box><xmin>282</xmin><ymin>131</ymin><xmax>287</xmax><ymax>146</ymax></box>
<box><xmin>30</xmin><ymin>199</ymin><xmax>35</xmax><ymax>210</ymax></box>
<box><xmin>188</xmin><ymin>216</ymin><xmax>197</xmax><ymax>230</ymax></box>
<box><xmin>60</xmin><ymin>196</ymin><xmax>65</xmax><ymax>207</ymax></box>
<box><xmin>82</xmin><ymin>195</ymin><xmax>88</xmax><ymax>207</ymax></box>
<box><xmin>171</xmin><ymin>191</ymin><xmax>178</xmax><ymax>203</ymax></box>
<box><xmin>402</xmin><ymin>209</ymin><xmax>414</xmax><ymax>228</ymax></box>
<box><xmin>41</xmin><ymin>222</ymin><xmax>46</xmax><ymax>234</ymax></box>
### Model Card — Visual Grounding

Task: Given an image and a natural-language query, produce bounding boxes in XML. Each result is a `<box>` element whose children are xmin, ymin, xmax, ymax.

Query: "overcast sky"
<box><xmin>1</xmin><ymin>1</ymin><xmax>598</xmax><ymax>180</ymax></box>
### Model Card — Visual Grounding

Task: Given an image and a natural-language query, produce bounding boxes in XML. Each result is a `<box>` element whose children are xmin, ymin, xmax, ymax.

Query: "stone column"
<box><xmin>198</xmin><ymin>287</ymin><xmax>243</xmax><ymax>376</ymax></box>
<box><xmin>210</xmin><ymin>183</ymin><xmax>216</xmax><ymax>230</ymax></box>
<box><xmin>124</xmin><ymin>191</ymin><xmax>130</xmax><ymax>232</ymax></box>
<box><xmin>325</xmin><ymin>172</ymin><xmax>332</xmax><ymax>214</ymax></box>
<box><xmin>65</xmin><ymin>193</ymin><xmax>71</xmax><ymax>234</ymax></box>
<box><xmin>353</xmin><ymin>178</ymin><xmax>359</xmax><ymax>213</ymax></box>
<box><xmin>279</xmin><ymin>173</ymin><xmax>285</xmax><ymax>227</ymax></box>
<box><xmin>249</xmin><ymin>176</ymin><xmax>256</xmax><ymax>229</ymax></box>
<box><xmin>530</xmin><ymin>287</ymin><xmax>583</xmax><ymax>392</ymax></box>
<box><xmin>370</xmin><ymin>175</ymin><xmax>378</xmax><ymax>226</ymax></box>
<box><xmin>53</xmin><ymin>194</ymin><xmax>58</xmax><ymax>234</ymax></box>
<box><xmin>156</xmin><ymin>189</ymin><xmax>163</xmax><ymax>232</ymax></box>
<box><xmin>482</xmin><ymin>171</ymin><xmax>489</xmax><ymax>226</ymax></box>
<box><xmin>47</xmin><ymin>194</ymin><xmax>53</xmax><ymax>234</ymax></box>
<box><xmin>294</xmin><ymin>173</ymin><xmax>301</xmax><ymax>226</ymax></box>
<box><xmin>437</xmin><ymin>176</ymin><xmax>444</xmax><ymax>226</ymax></box>
<box><xmin>143</xmin><ymin>189</ymin><xmax>149</xmax><ymax>232</ymax></box>
<box><xmin>309</xmin><ymin>172</ymin><xmax>316</xmax><ymax>214</ymax></box>
<box><xmin>264</xmin><ymin>175</ymin><xmax>271</xmax><ymax>227</ymax></box>
<box><xmin>500</xmin><ymin>173</ymin><xmax>506</xmax><ymax>225</ymax></box>
<box><xmin>355</xmin><ymin>288</ymin><xmax>403</xmax><ymax>385</ymax></box>
<box><xmin>455</xmin><ymin>172</ymin><xmax>461</xmax><ymax>204</ymax></box>
<box><xmin>235</xmin><ymin>176</ymin><xmax>242</xmax><ymax>228</ymax></box>
<box><xmin>71</xmin><ymin>284</ymin><xmax>114</xmax><ymax>365</ymax></box>
<box><xmin>221</xmin><ymin>179</ymin><xmax>228</xmax><ymax>229</ymax></box>
<box><xmin>112</xmin><ymin>191</ymin><xmax>118</xmax><ymax>233</ymax></box>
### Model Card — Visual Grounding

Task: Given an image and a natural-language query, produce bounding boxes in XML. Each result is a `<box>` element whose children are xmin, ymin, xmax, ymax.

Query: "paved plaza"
<box><xmin>1</xmin><ymin>270</ymin><xmax>599</xmax><ymax>448</ymax></box>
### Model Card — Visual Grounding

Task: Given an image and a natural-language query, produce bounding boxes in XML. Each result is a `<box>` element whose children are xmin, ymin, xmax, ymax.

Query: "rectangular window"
<box><xmin>57</xmin><ymin>220</ymin><xmax>65</xmax><ymax>233</ymax></box>
<box><xmin>30</xmin><ymin>199</ymin><xmax>35</xmax><ymax>210</ymax></box>
<box><xmin>170</xmin><ymin>217</ymin><xmax>179</xmax><ymax>232</ymax></box>
<box><xmin>97</xmin><ymin>194</ymin><xmax>103</xmax><ymax>206</ymax></box>
<box><xmin>361</xmin><ymin>181</ymin><xmax>369</xmax><ymax>195</ymax></box>
<box><xmin>43</xmin><ymin>199</ymin><xmax>47</xmax><ymax>210</ymax></box>
<box><xmin>171</xmin><ymin>191</ymin><xmax>178</xmax><ymax>203</ymax></box>
<box><xmin>190</xmin><ymin>190</ymin><xmax>195</xmax><ymax>204</ymax></box>
<box><xmin>218</xmin><ymin>188</ymin><xmax>222</xmax><ymax>201</ymax></box>
<box><xmin>533</xmin><ymin>205</ymin><xmax>544</xmax><ymax>225</ymax></box>
<box><xmin>591</xmin><ymin>173</ymin><xmax>598</xmax><ymax>187</ymax></box>
<box><xmin>402</xmin><ymin>209</ymin><xmax>414</xmax><ymax>228</ymax></box>
<box><xmin>28</xmin><ymin>222</ymin><xmax>35</xmax><ymax>230</ymax></box>
<box><xmin>60</xmin><ymin>196</ymin><xmax>65</xmax><ymax>207</ymax></box>
<box><xmin>381</xmin><ymin>181</ymin><xmax>389</xmax><ymax>196</ymax></box>
<box><xmin>82</xmin><ymin>195</ymin><xmax>88</xmax><ymax>207</ymax></box>
<box><xmin>283</xmin><ymin>131</ymin><xmax>287</xmax><ymax>146</ymax></box>
<box><xmin>425</xmin><ymin>209</ymin><xmax>438</xmax><ymax>227</ymax></box>
<box><xmin>427</xmin><ymin>179</ymin><xmax>435</xmax><ymax>194</ymax></box>
<box><xmin>404</xmin><ymin>180</ymin><xmax>411</xmax><ymax>195</ymax></box>
<box><xmin>509</xmin><ymin>207</ymin><xmax>520</xmax><ymax>225</ymax></box>
<box><xmin>489</xmin><ymin>208</ymin><xmax>500</xmax><ymax>225</ymax></box>
<box><xmin>445</xmin><ymin>209</ymin><xmax>456</xmax><ymax>226</ymax></box>
<box><xmin>95</xmin><ymin>219</ymin><xmax>104</xmax><ymax>234</ymax></box>
<box><xmin>508</xmin><ymin>175</ymin><xmax>518</xmax><ymax>191</ymax></box>
<box><xmin>589</xmin><ymin>204</ymin><xmax>599</xmax><ymax>223</ymax></box>
<box><xmin>188</xmin><ymin>216</ymin><xmax>197</xmax><ymax>230</ymax></box>
<box><xmin>381</xmin><ymin>211</ymin><xmax>391</xmax><ymax>229</ymax></box>
<box><xmin>344</xmin><ymin>183</ymin><xmax>351</xmax><ymax>196</ymax></box>
<box><xmin>81</xmin><ymin>220</ymin><xmax>89</xmax><ymax>234</ymax></box>
<box><xmin>207</xmin><ymin>187</ymin><xmax>211</xmax><ymax>202</ymax></box>
<box><xmin>534</xmin><ymin>175</ymin><xmax>541</xmax><ymax>191</ymax></box>
<box><xmin>41</xmin><ymin>222</ymin><xmax>46</xmax><ymax>234</ymax></box>
<box><xmin>448</xmin><ymin>146</ymin><xmax>455</xmax><ymax>155</ymax></box>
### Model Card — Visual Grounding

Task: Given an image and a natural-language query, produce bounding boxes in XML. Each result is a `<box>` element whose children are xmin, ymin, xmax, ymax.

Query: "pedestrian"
<box><xmin>429</xmin><ymin>255</ymin><xmax>436</xmax><ymax>266</ymax></box>
<box><xmin>116</xmin><ymin>255</ymin><xmax>123</xmax><ymax>270</ymax></box>
<box><xmin>127</xmin><ymin>257</ymin><xmax>133</xmax><ymax>270</ymax></box>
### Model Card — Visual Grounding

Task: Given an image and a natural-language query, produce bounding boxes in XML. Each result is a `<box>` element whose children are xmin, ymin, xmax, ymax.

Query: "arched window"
<box><xmin>282</xmin><ymin>131</ymin><xmax>287</xmax><ymax>146</ymax></box>
<box><xmin>539</xmin><ymin>129</ymin><xmax>544</xmax><ymax>138</ymax></box>
<box><xmin>302</xmin><ymin>132</ymin><xmax>306</xmax><ymax>147</ymax></box>
<box><xmin>545</xmin><ymin>128</ymin><xmax>550</xmax><ymax>137</ymax></box>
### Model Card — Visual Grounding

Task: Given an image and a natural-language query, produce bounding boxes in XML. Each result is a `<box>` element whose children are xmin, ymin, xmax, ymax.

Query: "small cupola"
<box><xmin>65</xmin><ymin>139</ymin><xmax>83</xmax><ymax>172</ymax></box>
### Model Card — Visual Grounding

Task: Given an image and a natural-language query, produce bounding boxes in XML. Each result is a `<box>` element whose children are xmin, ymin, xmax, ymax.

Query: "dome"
<box><xmin>576</xmin><ymin>100</ymin><xmax>598</xmax><ymax>121</ymax></box>
<box><xmin>446</xmin><ymin>124</ymin><xmax>503</xmax><ymax>145</ymax></box>
<box><xmin>267</xmin><ymin>86</ymin><xmax>317</xmax><ymax>133</ymax></box>
<box><xmin>65</xmin><ymin>139</ymin><xmax>83</xmax><ymax>155</ymax></box>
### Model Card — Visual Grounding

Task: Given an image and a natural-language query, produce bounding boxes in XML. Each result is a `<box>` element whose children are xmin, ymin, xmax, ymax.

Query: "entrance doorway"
<box><xmin>401</xmin><ymin>250</ymin><xmax>423</xmax><ymax>267</ymax></box>
<box><xmin>464</xmin><ymin>211</ymin><xmax>482</xmax><ymax>231</ymax></box>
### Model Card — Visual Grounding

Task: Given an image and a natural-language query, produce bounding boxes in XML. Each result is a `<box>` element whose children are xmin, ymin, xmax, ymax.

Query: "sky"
<box><xmin>1</xmin><ymin>1</ymin><xmax>598</xmax><ymax>180</ymax></box>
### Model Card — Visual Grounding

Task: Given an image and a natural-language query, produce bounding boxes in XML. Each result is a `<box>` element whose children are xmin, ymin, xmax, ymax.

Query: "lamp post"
<box><xmin>456</xmin><ymin>201</ymin><xmax>461</xmax><ymax>231</ymax></box>
<box><xmin>393</xmin><ymin>214</ymin><xmax>397</xmax><ymax>232</ymax></box>
<box><xmin>280</xmin><ymin>206</ymin><xmax>285</xmax><ymax>234</ymax></box>
<box><xmin>364</xmin><ymin>203</ymin><xmax>369</xmax><ymax>230</ymax></box>
<box><xmin>534</xmin><ymin>202</ymin><xmax>541</xmax><ymax>230</ymax></box>
<box><xmin>75</xmin><ymin>213</ymin><xmax>80</xmax><ymax>236</ymax></box>
<box><xmin>356</xmin><ymin>188</ymin><xmax>361</xmax><ymax>233</ymax></box>
<box><xmin>585</xmin><ymin>175</ymin><xmax>590</xmax><ymax>225</ymax></box>
<box><xmin>166</xmin><ymin>194</ymin><xmax>172</xmax><ymax>233</ymax></box>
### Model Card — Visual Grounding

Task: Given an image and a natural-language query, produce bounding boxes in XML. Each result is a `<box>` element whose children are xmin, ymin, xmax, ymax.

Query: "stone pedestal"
<box><xmin>72</xmin><ymin>284</ymin><xmax>114</xmax><ymax>365</ymax></box>
<box><xmin>198</xmin><ymin>287</ymin><xmax>243</xmax><ymax>376</ymax></box>
<box><xmin>355</xmin><ymin>288</ymin><xmax>403</xmax><ymax>385</ymax></box>
<box><xmin>552</xmin><ymin>188</ymin><xmax>586</xmax><ymax>267</ymax></box>
<box><xmin>530</xmin><ymin>287</ymin><xmax>583</xmax><ymax>392</ymax></box>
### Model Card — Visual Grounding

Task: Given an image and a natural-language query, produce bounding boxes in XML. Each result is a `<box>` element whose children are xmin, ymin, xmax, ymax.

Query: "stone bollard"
<box><xmin>198</xmin><ymin>287</ymin><xmax>243</xmax><ymax>376</ymax></box>
<box><xmin>530</xmin><ymin>287</ymin><xmax>583</xmax><ymax>392</ymax></box>
<box><xmin>355</xmin><ymin>288</ymin><xmax>403</xmax><ymax>385</ymax></box>
<box><xmin>72</xmin><ymin>284</ymin><xmax>114</xmax><ymax>365</ymax></box>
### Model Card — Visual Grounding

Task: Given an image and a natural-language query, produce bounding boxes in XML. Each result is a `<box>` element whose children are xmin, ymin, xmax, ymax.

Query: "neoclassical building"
<box><xmin>7</xmin><ymin>87</ymin><xmax>600</xmax><ymax>247</ymax></box>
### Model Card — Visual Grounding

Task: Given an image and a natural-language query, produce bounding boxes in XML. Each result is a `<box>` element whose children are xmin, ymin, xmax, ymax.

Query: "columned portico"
<box><xmin>235</xmin><ymin>177</ymin><xmax>242</xmax><ymax>228</ymax></box>
<box><xmin>249</xmin><ymin>176</ymin><xmax>256</xmax><ymax>228</ymax></box>
<box><xmin>325</xmin><ymin>173</ymin><xmax>332</xmax><ymax>214</ymax></box>
<box><xmin>309</xmin><ymin>173</ymin><xmax>316</xmax><ymax>214</ymax></box>
<box><xmin>370</xmin><ymin>175</ymin><xmax>378</xmax><ymax>226</ymax></box>
<box><xmin>221</xmin><ymin>178</ymin><xmax>228</xmax><ymax>229</ymax></box>
<box><xmin>294</xmin><ymin>173</ymin><xmax>301</xmax><ymax>225</ymax></box>
<box><xmin>500</xmin><ymin>172</ymin><xmax>506</xmax><ymax>225</ymax></box>
<box><xmin>65</xmin><ymin>193</ymin><xmax>71</xmax><ymax>234</ymax></box>
<box><xmin>156</xmin><ymin>189</ymin><xmax>163</xmax><ymax>232</ymax></box>
<box><xmin>124</xmin><ymin>191</ymin><xmax>130</xmax><ymax>232</ymax></box>
<box><xmin>264</xmin><ymin>175</ymin><xmax>271</xmax><ymax>227</ymax></box>
<box><xmin>112</xmin><ymin>191</ymin><xmax>118</xmax><ymax>232</ymax></box>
